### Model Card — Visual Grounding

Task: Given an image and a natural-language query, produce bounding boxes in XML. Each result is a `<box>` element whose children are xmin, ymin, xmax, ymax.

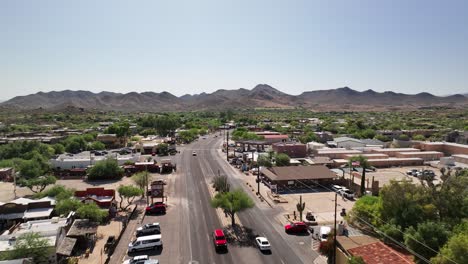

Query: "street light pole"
<box><xmin>333</xmin><ymin>191</ymin><xmax>338</xmax><ymax>264</ymax></box>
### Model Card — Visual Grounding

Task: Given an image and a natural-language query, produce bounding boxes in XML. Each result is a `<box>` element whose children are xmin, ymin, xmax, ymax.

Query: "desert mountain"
<box><xmin>1</xmin><ymin>85</ymin><xmax>467</xmax><ymax>112</ymax></box>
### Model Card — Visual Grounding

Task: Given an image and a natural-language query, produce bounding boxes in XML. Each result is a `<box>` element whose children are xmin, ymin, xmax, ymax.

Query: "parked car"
<box><xmin>406</xmin><ymin>169</ymin><xmax>418</xmax><ymax>176</ymax></box>
<box><xmin>331</xmin><ymin>185</ymin><xmax>344</xmax><ymax>193</ymax></box>
<box><xmin>311</xmin><ymin>226</ymin><xmax>331</xmax><ymax>242</ymax></box>
<box><xmin>212</xmin><ymin>229</ymin><xmax>227</xmax><ymax>250</ymax></box>
<box><xmin>128</xmin><ymin>235</ymin><xmax>162</xmax><ymax>253</ymax></box>
<box><xmin>192</xmin><ymin>151</ymin><xmax>197</xmax><ymax>156</ymax></box>
<box><xmin>255</xmin><ymin>237</ymin><xmax>271</xmax><ymax>251</ymax></box>
<box><xmin>339</xmin><ymin>188</ymin><xmax>355</xmax><ymax>199</ymax></box>
<box><xmin>136</xmin><ymin>223</ymin><xmax>161</xmax><ymax>237</ymax></box>
<box><xmin>285</xmin><ymin>222</ymin><xmax>308</xmax><ymax>234</ymax></box>
<box><xmin>145</xmin><ymin>203</ymin><xmax>166</xmax><ymax>214</ymax></box>
<box><xmin>123</xmin><ymin>255</ymin><xmax>160</xmax><ymax>264</ymax></box>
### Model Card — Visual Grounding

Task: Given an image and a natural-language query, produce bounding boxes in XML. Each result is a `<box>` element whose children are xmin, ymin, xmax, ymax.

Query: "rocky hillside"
<box><xmin>1</xmin><ymin>85</ymin><xmax>466</xmax><ymax>112</ymax></box>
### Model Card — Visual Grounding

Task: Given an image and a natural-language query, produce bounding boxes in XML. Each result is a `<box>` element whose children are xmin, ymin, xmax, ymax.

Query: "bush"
<box><xmin>87</xmin><ymin>158</ymin><xmax>124</xmax><ymax>181</ymax></box>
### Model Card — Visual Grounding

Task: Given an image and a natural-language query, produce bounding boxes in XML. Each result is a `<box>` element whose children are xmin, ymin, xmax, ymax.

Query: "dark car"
<box><xmin>145</xmin><ymin>203</ymin><xmax>167</xmax><ymax>214</ymax></box>
<box><xmin>285</xmin><ymin>222</ymin><xmax>308</xmax><ymax>234</ymax></box>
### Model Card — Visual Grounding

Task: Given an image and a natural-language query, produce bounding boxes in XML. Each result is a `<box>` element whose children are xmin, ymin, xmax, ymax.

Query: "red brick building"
<box><xmin>272</xmin><ymin>142</ymin><xmax>307</xmax><ymax>158</ymax></box>
<box><xmin>74</xmin><ymin>188</ymin><xmax>115</xmax><ymax>208</ymax></box>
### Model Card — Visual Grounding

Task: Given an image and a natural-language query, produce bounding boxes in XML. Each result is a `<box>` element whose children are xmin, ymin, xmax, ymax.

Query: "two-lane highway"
<box><xmin>122</xmin><ymin>134</ymin><xmax>318</xmax><ymax>263</ymax></box>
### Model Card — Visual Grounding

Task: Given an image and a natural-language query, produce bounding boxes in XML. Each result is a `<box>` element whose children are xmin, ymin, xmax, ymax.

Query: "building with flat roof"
<box><xmin>0</xmin><ymin>217</ymin><xmax>69</xmax><ymax>253</ymax></box>
<box><xmin>74</xmin><ymin>188</ymin><xmax>115</xmax><ymax>208</ymax></box>
<box><xmin>419</xmin><ymin>142</ymin><xmax>468</xmax><ymax>155</ymax></box>
<box><xmin>263</xmin><ymin>134</ymin><xmax>289</xmax><ymax>144</ymax></box>
<box><xmin>262</xmin><ymin>165</ymin><xmax>337</xmax><ymax>192</ymax></box>
<box><xmin>316</xmin><ymin>149</ymin><xmax>363</xmax><ymax>159</ymax></box>
<box><xmin>50</xmin><ymin>152</ymin><xmax>140</xmax><ymax>170</ymax></box>
<box><xmin>333</xmin><ymin>137</ymin><xmax>366</xmax><ymax>149</ymax></box>
<box><xmin>371</xmin><ymin>148</ymin><xmax>420</xmax><ymax>157</ymax></box>
<box><xmin>395</xmin><ymin>151</ymin><xmax>444</xmax><ymax>161</ymax></box>
<box><xmin>334</xmin><ymin>158</ymin><xmax>424</xmax><ymax>168</ymax></box>
<box><xmin>272</xmin><ymin>142</ymin><xmax>307</xmax><ymax>158</ymax></box>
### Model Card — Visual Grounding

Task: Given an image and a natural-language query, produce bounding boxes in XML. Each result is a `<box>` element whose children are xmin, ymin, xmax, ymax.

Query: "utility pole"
<box><xmin>226</xmin><ymin>131</ymin><xmax>229</xmax><ymax>161</ymax></box>
<box><xmin>256</xmin><ymin>166</ymin><xmax>260</xmax><ymax>195</ymax></box>
<box><xmin>145</xmin><ymin>166</ymin><xmax>149</xmax><ymax>206</ymax></box>
<box><xmin>333</xmin><ymin>191</ymin><xmax>338</xmax><ymax>264</ymax></box>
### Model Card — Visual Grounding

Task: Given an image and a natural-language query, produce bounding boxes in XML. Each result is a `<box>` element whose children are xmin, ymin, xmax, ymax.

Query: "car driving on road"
<box><xmin>255</xmin><ymin>237</ymin><xmax>271</xmax><ymax>251</ymax></box>
<box><xmin>192</xmin><ymin>151</ymin><xmax>197</xmax><ymax>156</ymax></box>
<box><xmin>212</xmin><ymin>229</ymin><xmax>227</xmax><ymax>250</ymax></box>
<box><xmin>285</xmin><ymin>222</ymin><xmax>308</xmax><ymax>234</ymax></box>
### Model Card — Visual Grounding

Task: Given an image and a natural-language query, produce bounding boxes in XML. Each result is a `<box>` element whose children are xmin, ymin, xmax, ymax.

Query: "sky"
<box><xmin>1</xmin><ymin>0</ymin><xmax>467</xmax><ymax>100</ymax></box>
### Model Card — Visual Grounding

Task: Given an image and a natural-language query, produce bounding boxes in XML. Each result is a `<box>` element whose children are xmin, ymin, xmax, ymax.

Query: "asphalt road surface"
<box><xmin>119</xmin><ymin>134</ymin><xmax>320</xmax><ymax>264</ymax></box>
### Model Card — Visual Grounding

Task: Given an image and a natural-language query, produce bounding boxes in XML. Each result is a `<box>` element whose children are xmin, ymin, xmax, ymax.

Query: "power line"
<box><xmin>286</xmin><ymin>177</ymin><xmax>458</xmax><ymax>264</ymax></box>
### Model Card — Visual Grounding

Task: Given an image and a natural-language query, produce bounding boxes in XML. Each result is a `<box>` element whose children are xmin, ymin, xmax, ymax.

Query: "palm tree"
<box><xmin>350</xmin><ymin>155</ymin><xmax>370</xmax><ymax>196</ymax></box>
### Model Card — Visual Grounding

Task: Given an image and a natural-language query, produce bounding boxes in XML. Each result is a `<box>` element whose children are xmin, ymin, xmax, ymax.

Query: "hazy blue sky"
<box><xmin>1</xmin><ymin>0</ymin><xmax>467</xmax><ymax>100</ymax></box>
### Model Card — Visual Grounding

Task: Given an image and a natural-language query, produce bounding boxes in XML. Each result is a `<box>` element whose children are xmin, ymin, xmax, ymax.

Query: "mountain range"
<box><xmin>1</xmin><ymin>85</ymin><xmax>467</xmax><ymax>112</ymax></box>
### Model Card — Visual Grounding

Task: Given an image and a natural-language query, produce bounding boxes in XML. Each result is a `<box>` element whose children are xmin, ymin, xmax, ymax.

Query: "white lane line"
<box><xmin>183</xmin><ymin>152</ymin><xmax>194</xmax><ymax>262</ymax></box>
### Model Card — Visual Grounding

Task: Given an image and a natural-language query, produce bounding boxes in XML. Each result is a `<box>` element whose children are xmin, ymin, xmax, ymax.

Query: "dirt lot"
<box><xmin>277</xmin><ymin>191</ymin><xmax>355</xmax><ymax>225</ymax></box>
<box><xmin>0</xmin><ymin>172</ymin><xmax>161</xmax><ymax>204</ymax></box>
<box><xmin>362</xmin><ymin>165</ymin><xmax>442</xmax><ymax>188</ymax></box>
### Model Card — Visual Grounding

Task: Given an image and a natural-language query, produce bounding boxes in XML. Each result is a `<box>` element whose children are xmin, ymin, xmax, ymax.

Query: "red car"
<box><xmin>213</xmin><ymin>229</ymin><xmax>227</xmax><ymax>250</ymax></box>
<box><xmin>285</xmin><ymin>222</ymin><xmax>308</xmax><ymax>234</ymax></box>
<box><xmin>145</xmin><ymin>202</ymin><xmax>166</xmax><ymax>214</ymax></box>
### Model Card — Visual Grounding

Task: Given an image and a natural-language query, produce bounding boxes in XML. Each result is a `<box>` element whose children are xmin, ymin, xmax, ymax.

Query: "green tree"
<box><xmin>158</xmin><ymin>143</ymin><xmax>169</xmax><ymax>155</ymax></box>
<box><xmin>349</xmin><ymin>155</ymin><xmax>370</xmax><ymax>196</ymax></box>
<box><xmin>0</xmin><ymin>232</ymin><xmax>53</xmax><ymax>263</ymax></box>
<box><xmin>257</xmin><ymin>154</ymin><xmax>272</xmax><ymax>168</ymax></box>
<box><xmin>348</xmin><ymin>256</ymin><xmax>366</xmax><ymax>264</ymax></box>
<box><xmin>380</xmin><ymin>180</ymin><xmax>435</xmax><ymax>229</ymax></box>
<box><xmin>76</xmin><ymin>202</ymin><xmax>109</xmax><ymax>223</ymax></box>
<box><xmin>87</xmin><ymin>158</ymin><xmax>124</xmax><ymax>180</ymax></box>
<box><xmin>89</xmin><ymin>141</ymin><xmax>105</xmax><ymax>150</ymax></box>
<box><xmin>105</xmin><ymin>122</ymin><xmax>130</xmax><ymax>138</ymax></box>
<box><xmin>52</xmin><ymin>143</ymin><xmax>65</xmax><ymax>154</ymax></box>
<box><xmin>117</xmin><ymin>185</ymin><xmax>143</xmax><ymax>210</ymax></box>
<box><xmin>34</xmin><ymin>185</ymin><xmax>74</xmax><ymax>201</ymax></box>
<box><xmin>412</xmin><ymin>134</ymin><xmax>426</xmax><ymax>141</ymax></box>
<box><xmin>154</xmin><ymin>115</ymin><xmax>179</xmax><ymax>136</ymax></box>
<box><xmin>298</xmin><ymin>132</ymin><xmax>319</xmax><ymax>144</ymax></box>
<box><xmin>18</xmin><ymin>175</ymin><xmax>56</xmax><ymax>193</ymax></box>
<box><xmin>131</xmin><ymin>172</ymin><xmax>149</xmax><ymax>197</ymax></box>
<box><xmin>18</xmin><ymin>159</ymin><xmax>44</xmax><ymax>178</ymax></box>
<box><xmin>431</xmin><ymin>231</ymin><xmax>468</xmax><ymax>264</ymax></box>
<box><xmin>275</xmin><ymin>153</ymin><xmax>290</xmax><ymax>167</ymax></box>
<box><xmin>55</xmin><ymin>199</ymin><xmax>83</xmax><ymax>216</ymax></box>
<box><xmin>379</xmin><ymin>223</ymin><xmax>404</xmax><ymax>244</ymax></box>
<box><xmin>212</xmin><ymin>175</ymin><xmax>230</xmax><ymax>193</ymax></box>
<box><xmin>404</xmin><ymin>221</ymin><xmax>450</xmax><ymax>263</ymax></box>
<box><xmin>348</xmin><ymin>195</ymin><xmax>381</xmax><ymax>227</ymax></box>
<box><xmin>211</xmin><ymin>189</ymin><xmax>254</xmax><ymax>226</ymax></box>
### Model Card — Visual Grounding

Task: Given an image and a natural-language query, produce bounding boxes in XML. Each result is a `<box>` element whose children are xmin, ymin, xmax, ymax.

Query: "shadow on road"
<box><xmin>223</xmin><ymin>225</ymin><xmax>258</xmax><ymax>248</ymax></box>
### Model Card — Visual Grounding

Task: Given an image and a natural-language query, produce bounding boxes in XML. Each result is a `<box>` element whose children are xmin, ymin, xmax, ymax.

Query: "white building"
<box><xmin>333</xmin><ymin>137</ymin><xmax>366</xmax><ymax>149</ymax></box>
<box><xmin>50</xmin><ymin>153</ymin><xmax>141</xmax><ymax>170</ymax></box>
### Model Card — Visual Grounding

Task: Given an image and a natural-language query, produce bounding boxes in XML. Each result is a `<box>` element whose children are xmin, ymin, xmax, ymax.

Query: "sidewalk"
<box><xmin>108</xmin><ymin>202</ymin><xmax>145</xmax><ymax>264</ymax></box>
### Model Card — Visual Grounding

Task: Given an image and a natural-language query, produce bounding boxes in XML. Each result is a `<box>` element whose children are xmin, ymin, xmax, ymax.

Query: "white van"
<box><xmin>312</xmin><ymin>226</ymin><xmax>331</xmax><ymax>242</ymax></box>
<box><xmin>128</xmin><ymin>234</ymin><xmax>162</xmax><ymax>253</ymax></box>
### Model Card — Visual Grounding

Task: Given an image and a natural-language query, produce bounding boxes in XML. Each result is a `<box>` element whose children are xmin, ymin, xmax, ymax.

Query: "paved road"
<box><xmin>118</xmin><ymin>134</ymin><xmax>319</xmax><ymax>264</ymax></box>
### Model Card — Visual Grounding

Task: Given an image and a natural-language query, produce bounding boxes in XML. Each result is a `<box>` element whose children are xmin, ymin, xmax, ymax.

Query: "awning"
<box><xmin>23</xmin><ymin>208</ymin><xmax>53</xmax><ymax>219</ymax></box>
<box><xmin>56</xmin><ymin>237</ymin><xmax>77</xmax><ymax>256</ymax></box>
